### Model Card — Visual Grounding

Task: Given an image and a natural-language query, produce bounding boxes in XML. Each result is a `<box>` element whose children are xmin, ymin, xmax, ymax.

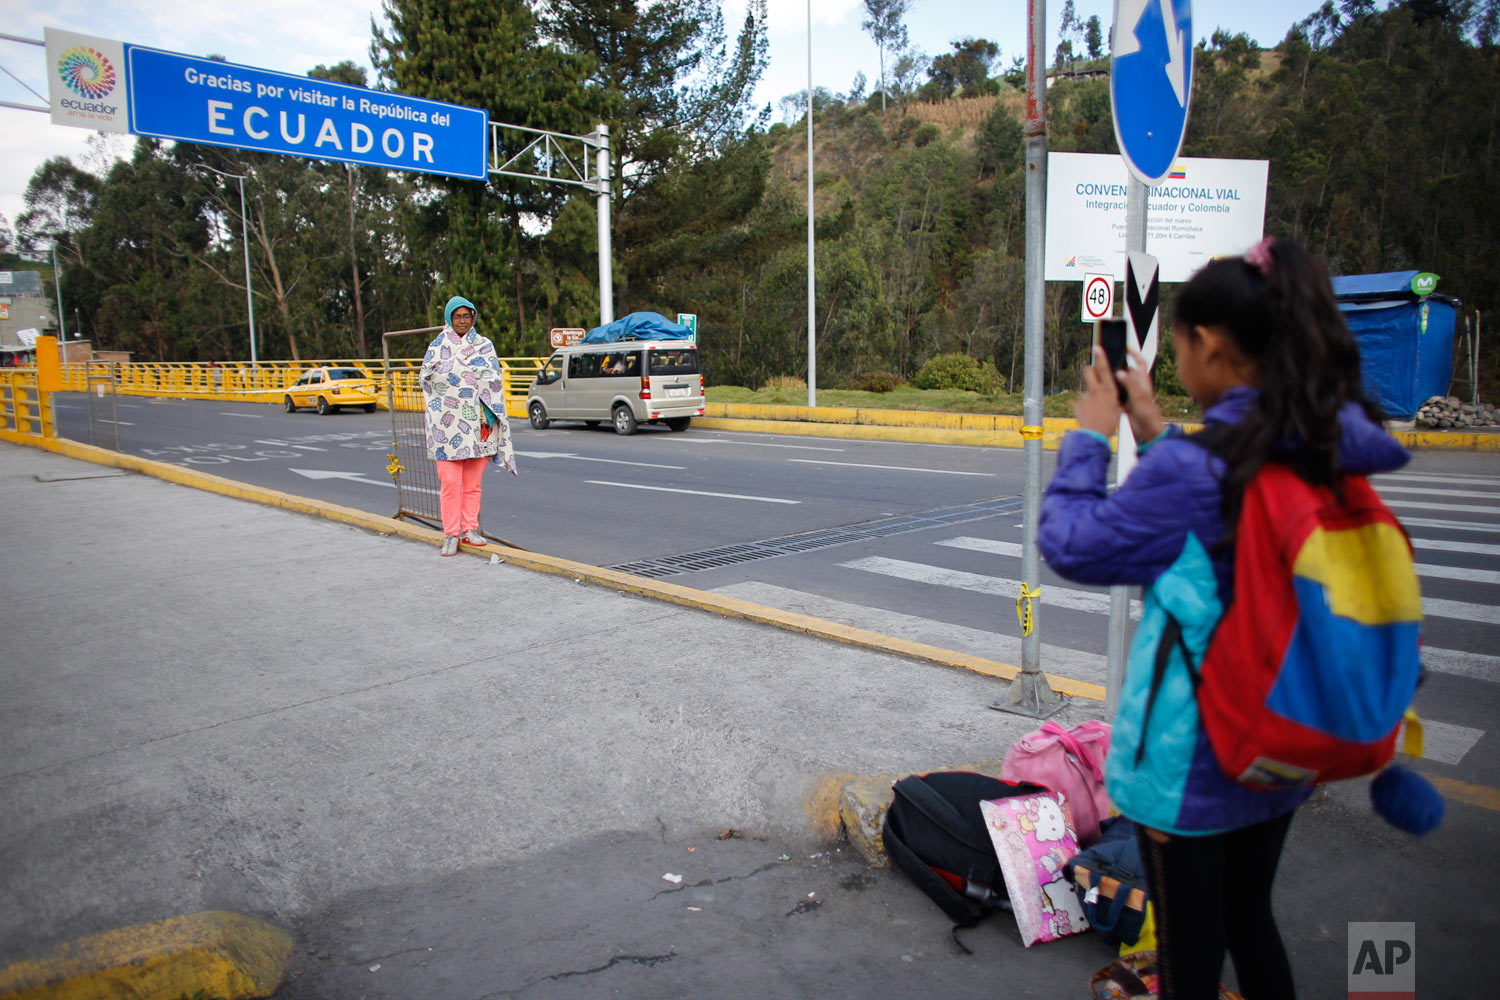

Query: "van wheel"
<box><xmin>317</xmin><ymin>396</ymin><xmax>332</xmax><ymax>415</ymax></box>
<box><xmin>284</xmin><ymin>395</ymin><xmax>296</xmax><ymax>413</ymax></box>
<box><xmin>528</xmin><ymin>401</ymin><xmax>550</xmax><ymax>429</ymax></box>
<box><xmin>665</xmin><ymin>417</ymin><xmax>691</xmax><ymax>432</ymax></box>
<box><xmin>612</xmin><ymin>405</ymin><xmax>638</xmax><ymax>436</ymax></box>
<box><xmin>363</xmin><ymin>403</ymin><xmax>377</xmax><ymax>414</ymax></box>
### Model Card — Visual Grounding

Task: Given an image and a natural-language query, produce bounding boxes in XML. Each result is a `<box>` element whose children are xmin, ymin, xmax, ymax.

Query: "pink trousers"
<box><xmin>436</xmin><ymin>457</ymin><xmax>486</xmax><ymax>536</ymax></box>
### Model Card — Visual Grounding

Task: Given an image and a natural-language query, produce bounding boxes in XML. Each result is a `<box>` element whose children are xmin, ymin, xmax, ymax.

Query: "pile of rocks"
<box><xmin>1415</xmin><ymin>395</ymin><xmax>1499</xmax><ymax>429</ymax></box>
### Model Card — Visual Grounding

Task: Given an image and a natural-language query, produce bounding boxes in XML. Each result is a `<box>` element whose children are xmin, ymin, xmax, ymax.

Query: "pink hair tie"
<box><xmin>1244</xmin><ymin>237</ymin><xmax>1275</xmax><ymax>277</ymax></box>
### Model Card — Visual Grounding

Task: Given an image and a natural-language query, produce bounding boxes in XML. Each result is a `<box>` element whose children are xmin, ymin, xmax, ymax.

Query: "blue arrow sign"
<box><xmin>1110</xmin><ymin>0</ymin><xmax>1193</xmax><ymax>185</ymax></box>
<box><xmin>127</xmin><ymin>46</ymin><xmax>488</xmax><ymax>180</ymax></box>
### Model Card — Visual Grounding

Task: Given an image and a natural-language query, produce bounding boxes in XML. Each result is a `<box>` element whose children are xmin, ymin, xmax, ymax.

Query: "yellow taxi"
<box><xmin>283</xmin><ymin>366</ymin><xmax>381</xmax><ymax>414</ymax></box>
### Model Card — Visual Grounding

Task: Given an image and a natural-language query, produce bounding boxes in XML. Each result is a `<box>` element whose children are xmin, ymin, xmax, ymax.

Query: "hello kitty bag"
<box><xmin>980</xmin><ymin>791</ymin><xmax>1091</xmax><ymax>946</ymax></box>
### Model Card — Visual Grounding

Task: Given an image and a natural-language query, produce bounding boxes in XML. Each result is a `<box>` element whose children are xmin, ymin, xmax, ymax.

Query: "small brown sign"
<box><xmin>549</xmin><ymin>328</ymin><xmax>586</xmax><ymax>348</ymax></box>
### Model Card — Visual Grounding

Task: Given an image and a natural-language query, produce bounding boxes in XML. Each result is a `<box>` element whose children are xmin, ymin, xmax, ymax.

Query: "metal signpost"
<box><xmin>1104</xmin><ymin>0</ymin><xmax>1193</xmax><ymax>716</ymax></box>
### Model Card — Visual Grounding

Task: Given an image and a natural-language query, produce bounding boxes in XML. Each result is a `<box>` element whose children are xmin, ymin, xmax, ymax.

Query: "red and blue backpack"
<box><xmin>1147</xmin><ymin>429</ymin><xmax>1424</xmax><ymax>790</ymax></box>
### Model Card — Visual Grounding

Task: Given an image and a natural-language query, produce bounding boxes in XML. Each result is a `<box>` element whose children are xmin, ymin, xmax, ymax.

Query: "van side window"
<box><xmin>569</xmin><ymin>355</ymin><xmax>587</xmax><ymax>378</ymax></box>
<box><xmin>620</xmin><ymin>352</ymin><xmax>641</xmax><ymax>377</ymax></box>
<box><xmin>537</xmin><ymin>356</ymin><xmax>563</xmax><ymax>384</ymax></box>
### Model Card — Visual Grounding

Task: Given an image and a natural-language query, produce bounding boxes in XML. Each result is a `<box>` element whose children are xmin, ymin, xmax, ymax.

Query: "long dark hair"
<box><xmin>1172</xmin><ymin>239</ymin><xmax>1381</xmax><ymax>532</ymax></box>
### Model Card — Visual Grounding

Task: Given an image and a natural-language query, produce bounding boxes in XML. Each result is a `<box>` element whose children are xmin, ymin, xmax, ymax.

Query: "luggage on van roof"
<box><xmin>582</xmin><ymin>311</ymin><xmax>693</xmax><ymax>344</ymax></box>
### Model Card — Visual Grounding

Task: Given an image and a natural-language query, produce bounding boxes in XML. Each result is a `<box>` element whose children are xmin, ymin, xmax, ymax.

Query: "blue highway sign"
<box><xmin>127</xmin><ymin>46</ymin><xmax>488</xmax><ymax>180</ymax></box>
<box><xmin>1110</xmin><ymin>0</ymin><xmax>1193</xmax><ymax>185</ymax></box>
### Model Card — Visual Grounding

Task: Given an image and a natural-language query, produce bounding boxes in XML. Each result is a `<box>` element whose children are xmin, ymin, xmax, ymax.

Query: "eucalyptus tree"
<box><xmin>861</xmin><ymin>0</ymin><xmax>911</xmax><ymax>113</ymax></box>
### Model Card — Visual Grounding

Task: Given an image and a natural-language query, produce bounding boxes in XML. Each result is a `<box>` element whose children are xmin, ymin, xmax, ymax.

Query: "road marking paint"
<box><xmin>288</xmin><ymin>468</ymin><xmax>394</xmax><ymax>489</ymax></box>
<box><xmin>839</xmin><ymin>556</ymin><xmax>1138</xmax><ymax>616</ymax></box>
<box><xmin>711</xmin><ymin>580</ymin><xmax>1108</xmax><ymax>685</ymax></box>
<box><xmin>1386</xmin><ymin>499</ymin><xmax>1500</xmax><ymax>515</ymax></box>
<box><xmin>1415</xmin><ymin>561</ymin><xmax>1500</xmax><ymax>585</ymax></box>
<box><xmin>1381</xmin><ymin>472</ymin><xmax>1500</xmax><ymax>486</ymax></box>
<box><xmin>787</xmin><ymin>458</ymin><xmax>994</xmax><ymax>476</ymax></box>
<box><xmin>585</xmin><ymin>480</ymin><xmax>800</xmax><ymax>504</ymax></box>
<box><xmin>1412</xmin><ymin>537</ymin><xmax>1500</xmax><ymax>555</ymax></box>
<box><xmin>1402</xmin><ymin>517</ymin><xmax>1500</xmax><ymax>535</ymax></box>
<box><xmin>936</xmin><ymin>536</ymin><xmax>1023</xmax><ymax>557</ymax></box>
<box><xmin>1422</xmin><ymin>773</ymin><xmax>1500</xmax><ymax>813</ymax></box>
<box><xmin>1423</xmin><ymin>646</ymin><xmax>1500</xmax><ymax>683</ymax></box>
<box><xmin>219</xmin><ymin>412</ymin><xmax>264</xmax><ymax>419</ymax></box>
<box><xmin>517</xmin><ymin>450</ymin><xmax>684</xmax><ymax>470</ymax></box>
<box><xmin>1418</xmin><ymin>718</ymin><xmax>1484</xmax><ymax>765</ymax></box>
<box><xmin>1421</xmin><ymin>596</ymin><xmax>1500</xmax><ymax>625</ymax></box>
<box><xmin>96</xmin><ymin>419</ymin><xmax>134</xmax><ymax>425</ymax></box>
<box><xmin>672</xmin><ymin>438</ymin><xmax>846</xmax><ymax>452</ymax></box>
<box><xmin>1379</xmin><ymin>484</ymin><xmax>1500</xmax><ymax>500</ymax></box>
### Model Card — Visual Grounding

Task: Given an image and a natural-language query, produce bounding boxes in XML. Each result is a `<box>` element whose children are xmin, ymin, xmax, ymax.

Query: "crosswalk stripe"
<box><xmin>1423</xmin><ymin>646</ymin><xmax>1500</xmax><ymax>683</ymax></box>
<box><xmin>1418</xmin><ymin>719</ymin><xmax>1485</xmax><ymax>766</ymax></box>
<box><xmin>845</xmin><ymin>555</ymin><xmax>1497</xmax><ymax>625</ymax></box>
<box><xmin>1415</xmin><ymin>562</ymin><xmax>1500</xmax><ymax>585</ymax></box>
<box><xmin>1401</xmin><ymin>517</ymin><xmax>1500</xmax><ymax>535</ymax></box>
<box><xmin>710</xmin><ymin>581</ymin><xmax>1109</xmax><ymax>685</ymax></box>
<box><xmin>1412</xmin><ymin>537</ymin><xmax>1500</xmax><ymax>556</ymax></box>
<box><xmin>1386</xmin><ymin>499</ymin><xmax>1500</xmax><ymax>515</ymax></box>
<box><xmin>1378</xmin><ymin>485</ymin><xmax>1500</xmax><ymax>500</ymax></box>
<box><xmin>936</xmin><ymin>537</ymin><xmax>1022</xmax><ymax>557</ymax></box>
<box><xmin>1380</xmin><ymin>472</ymin><xmax>1500</xmax><ymax>487</ymax></box>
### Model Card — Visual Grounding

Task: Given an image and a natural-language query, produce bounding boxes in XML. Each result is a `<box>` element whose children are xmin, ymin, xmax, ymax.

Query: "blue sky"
<box><xmin>0</xmin><ymin>0</ymin><xmax>1326</xmax><ymax>234</ymax></box>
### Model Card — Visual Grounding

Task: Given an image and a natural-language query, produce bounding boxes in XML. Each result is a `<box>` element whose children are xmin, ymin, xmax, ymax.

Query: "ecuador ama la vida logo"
<box><xmin>57</xmin><ymin>45</ymin><xmax>117</xmax><ymax>100</ymax></box>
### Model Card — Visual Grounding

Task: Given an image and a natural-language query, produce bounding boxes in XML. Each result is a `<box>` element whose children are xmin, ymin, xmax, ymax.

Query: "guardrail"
<box><xmin>0</xmin><ymin>369</ymin><xmax>52</xmax><ymax>438</ymax></box>
<box><xmin>49</xmin><ymin>358</ymin><xmax>547</xmax><ymax>418</ymax></box>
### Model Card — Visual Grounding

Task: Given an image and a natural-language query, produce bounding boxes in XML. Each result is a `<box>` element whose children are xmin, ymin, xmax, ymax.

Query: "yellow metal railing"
<box><xmin>52</xmin><ymin>358</ymin><xmax>548</xmax><ymax>418</ymax></box>
<box><xmin>0</xmin><ymin>369</ymin><xmax>53</xmax><ymax>438</ymax></box>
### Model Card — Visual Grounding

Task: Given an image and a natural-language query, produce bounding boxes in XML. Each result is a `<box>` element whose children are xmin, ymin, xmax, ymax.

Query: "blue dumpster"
<box><xmin>1331</xmin><ymin>271</ymin><xmax>1458</xmax><ymax>420</ymax></box>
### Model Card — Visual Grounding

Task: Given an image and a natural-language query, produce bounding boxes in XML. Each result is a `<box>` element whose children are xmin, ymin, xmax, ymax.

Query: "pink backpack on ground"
<box><xmin>1001</xmin><ymin>720</ymin><xmax>1112</xmax><ymax>846</ymax></box>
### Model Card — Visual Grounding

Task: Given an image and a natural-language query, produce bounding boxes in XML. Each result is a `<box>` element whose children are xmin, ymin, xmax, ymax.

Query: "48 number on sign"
<box><xmin>1082</xmin><ymin>272</ymin><xmax>1114</xmax><ymax>322</ymax></box>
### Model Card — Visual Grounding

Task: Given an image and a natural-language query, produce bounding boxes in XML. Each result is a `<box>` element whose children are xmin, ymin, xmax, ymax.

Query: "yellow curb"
<box><xmin>1390</xmin><ymin>430</ymin><xmax>1500</xmax><ymax>451</ymax></box>
<box><xmin>0</xmin><ymin>911</ymin><xmax>291</xmax><ymax>1000</ymax></box>
<box><xmin>0</xmin><ymin>430</ymin><xmax>1103</xmax><ymax>701</ymax></box>
<box><xmin>694</xmin><ymin>416</ymin><xmax>1073</xmax><ymax>449</ymax></box>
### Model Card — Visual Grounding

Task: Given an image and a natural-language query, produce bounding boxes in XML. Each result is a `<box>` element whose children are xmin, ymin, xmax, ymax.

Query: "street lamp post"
<box><xmin>202</xmin><ymin>164</ymin><xmax>259</xmax><ymax>365</ymax></box>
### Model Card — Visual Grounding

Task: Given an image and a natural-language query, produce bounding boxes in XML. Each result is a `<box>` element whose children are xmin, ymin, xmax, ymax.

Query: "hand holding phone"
<box><xmin>1092</xmin><ymin>320</ymin><xmax>1129</xmax><ymax>405</ymax></box>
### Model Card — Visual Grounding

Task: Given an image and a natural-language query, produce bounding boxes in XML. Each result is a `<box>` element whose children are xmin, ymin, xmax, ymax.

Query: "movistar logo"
<box><xmin>1411</xmin><ymin>272</ymin><xmax>1439</xmax><ymax>296</ymax></box>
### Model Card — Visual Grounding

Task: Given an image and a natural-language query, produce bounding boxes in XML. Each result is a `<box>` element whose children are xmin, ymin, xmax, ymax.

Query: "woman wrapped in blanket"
<box><xmin>419</xmin><ymin>296</ymin><xmax>517</xmax><ymax>557</ymax></box>
<box><xmin>1039</xmin><ymin>240</ymin><xmax>1407</xmax><ymax>999</ymax></box>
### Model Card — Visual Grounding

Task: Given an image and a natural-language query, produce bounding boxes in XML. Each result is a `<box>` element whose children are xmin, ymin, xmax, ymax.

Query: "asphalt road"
<box><xmin>53</xmin><ymin>392</ymin><xmax>1500</xmax><ymax>800</ymax></box>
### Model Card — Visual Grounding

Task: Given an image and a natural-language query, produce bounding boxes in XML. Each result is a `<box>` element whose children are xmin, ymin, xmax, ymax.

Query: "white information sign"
<box><xmin>1081</xmin><ymin>272</ymin><xmax>1114</xmax><ymax>322</ymax></box>
<box><xmin>1045</xmin><ymin>152</ymin><xmax>1268</xmax><ymax>282</ymax></box>
<box><xmin>44</xmin><ymin>28</ymin><xmax>130</xmax><ymax>134</ymax></box>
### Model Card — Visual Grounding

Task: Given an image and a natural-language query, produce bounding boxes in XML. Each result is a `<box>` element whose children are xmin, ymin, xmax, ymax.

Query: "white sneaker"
<box><xmin>440</xmin><ymin>535</ymin><xmax>459</xmax><ymax>557</ymax></box>
<box><xmin>461</xmin><ymin>529</ymin><xmax>487</xmax><ymax>546</ymax></box>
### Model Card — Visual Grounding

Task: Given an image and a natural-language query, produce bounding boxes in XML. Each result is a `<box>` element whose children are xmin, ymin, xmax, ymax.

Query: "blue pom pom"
<box><xmin>1371</xmin><ymin>765</ymin><xmax>1445</xmax><ymax>835</ymax></box>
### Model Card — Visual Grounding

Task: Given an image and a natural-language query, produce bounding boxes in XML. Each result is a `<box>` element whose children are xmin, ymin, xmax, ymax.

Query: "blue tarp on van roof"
<box><xmin>582</xmin><ymin>311</ymin><xmax>692</xmax><ymax>343</ymax></box>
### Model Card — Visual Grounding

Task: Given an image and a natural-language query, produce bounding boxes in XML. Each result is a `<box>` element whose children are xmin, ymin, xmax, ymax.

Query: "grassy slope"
<box><xmin>708</xmin><ymin>384</ymin><xmax>1202</xmax><ymax>421</ymax></box>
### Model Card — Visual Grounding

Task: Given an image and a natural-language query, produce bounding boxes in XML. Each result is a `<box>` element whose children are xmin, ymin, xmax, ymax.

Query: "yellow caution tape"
<box><xmin>1401</xmin><ymin>708</ymin><xmax>1424</xmax><ymax>759</ymax></box>
<box><xmin>1016</xmin><ymin>582</ymin><xmax>1041</xmax><ymax>637</ymax></box>
<box><xmin>1020</xmin><ymin>424</ymin><xmax>1045</xmax><ymax>441</ymax></box>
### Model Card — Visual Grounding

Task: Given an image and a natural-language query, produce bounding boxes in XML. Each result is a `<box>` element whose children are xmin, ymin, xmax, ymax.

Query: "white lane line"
<box><xmin>787</xmin><ymin>458</ymin><xmax>994</xmax><ymax>477</ymax></box>
<box><xmin>1411</xmin><ymin>537</ymin><xmax>1500</xmax><ymax>555</ymax></box>
<box><xmin>937</xmin><ymin>536</ymin><xmax>1024</xmax><ymax>558</ymax></box>
<box><xmin>1402</xmin><ymin>517</ymin><xmax>1500</xmax><ymax>535</ymax></box>
<box><xmin>115</xmin><ymin>403</ymin><xmax>141</xmax><ymax>408</ymax></box>
<box><xmin>1424</xmin><ymin>646</ymin><xmax>1500</xmax><ymax>683</ymax></box>
<box><xmin>1386</xmin><ymin>499</ymin><xmax>1500</xmax><ymax>515</ymax></box>
<box><xmin>96</xmin><ymin>419</ymin><xmax>134</xmax><ymax>425</ymax></box>
<box><xmin>839</xmin><ymin>556</ymin><xmax>1139</xmax><ymax>617</ymax></box>
<box><xmin>1379</xmin><ymin>484</ymin><xmax>1500</xmax><ymax>500</ymax></box>
<box><xmin>712</xmin><ymin>581</ymin><xmax>1109</xmax><ymax>685</ymax></box>
<box><xmin>584</xmin><ymin>480</ymin><xmax>799</xmax><ymax>504</ymax></box>
<box><xmin>255</xmin><ymin>439</ymin><xmax>327</xmax><ymax>451</ymax></box>
<box><xmin>1415</xmin><ymin>562</ymin><xmax>1500</xmax><ymax>585</ymax></box>
<box><xmin>672</xmin><ymin>438</ymin><xmax>846</xmax><ymax>452</ymax></box>
<box><xmin>219</xmin><ymin>412</ymin><xmax>264</xmax><ymax>419</ymax></box>
<box><xmin>1418</xmin><ymin>719</ymin><xmax>1484</xmax><ymax>766</ymax></box>
<box><xmin>517</xmin><ymin>450</ymin><xmax>684</xmax><ymax>470</ymax></box>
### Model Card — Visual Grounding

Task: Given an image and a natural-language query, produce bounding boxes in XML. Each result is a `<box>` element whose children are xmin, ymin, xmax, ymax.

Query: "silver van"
<box><xmin>526</xmin><ymin>341</ymin><xmax>705</xmax><ymax>435</ymax></box>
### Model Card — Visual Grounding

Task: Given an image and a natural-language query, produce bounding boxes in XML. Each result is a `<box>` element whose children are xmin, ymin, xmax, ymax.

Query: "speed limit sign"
<box><xmin>1081</xmin><ymin>272</ymin><xmax>1114</xmax><ymax>323</ymax></box>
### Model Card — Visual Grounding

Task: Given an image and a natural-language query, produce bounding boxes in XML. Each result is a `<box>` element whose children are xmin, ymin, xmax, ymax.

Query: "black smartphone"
<box><xmin>1092</xmin><ymin>319</ymin><xmax>1129</xmax><ymax>404</ymax></box>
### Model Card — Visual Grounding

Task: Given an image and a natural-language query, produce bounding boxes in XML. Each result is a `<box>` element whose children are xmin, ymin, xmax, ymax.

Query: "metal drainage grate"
<box><xmin>611</xmin><ymin>496</ymin><xmax>1023</xmax><ymax>578</ymax></box>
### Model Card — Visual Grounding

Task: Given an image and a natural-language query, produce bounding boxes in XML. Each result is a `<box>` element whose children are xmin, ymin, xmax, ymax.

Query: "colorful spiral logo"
<box><xmin>57</xmin><ymin>46</ymin><xmax>116</xmax><ymax>100</ymax></box>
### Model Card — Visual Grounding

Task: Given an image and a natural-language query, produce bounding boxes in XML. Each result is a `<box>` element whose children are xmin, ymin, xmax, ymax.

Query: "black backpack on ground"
<box><xmin>882</xmin><ymin>771</ymin><xmax>1045</xmax><ymax>946</ymax></box>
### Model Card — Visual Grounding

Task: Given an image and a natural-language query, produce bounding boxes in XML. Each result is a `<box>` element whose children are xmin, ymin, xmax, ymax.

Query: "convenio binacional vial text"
<box><xmin>129</xmin><ymin>46</ymin><xmax>487</xmax><ymax>181</ymax></box>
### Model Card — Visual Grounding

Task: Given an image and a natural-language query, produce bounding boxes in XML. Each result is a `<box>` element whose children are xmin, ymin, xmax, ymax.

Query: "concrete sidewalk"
<box><xmin>1</xmin><ymin>441</ymin><xmax>1493</xmax><ymax>998</ymax></box>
